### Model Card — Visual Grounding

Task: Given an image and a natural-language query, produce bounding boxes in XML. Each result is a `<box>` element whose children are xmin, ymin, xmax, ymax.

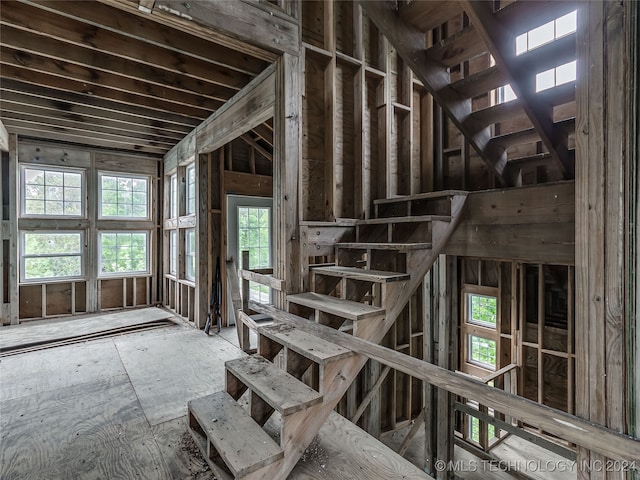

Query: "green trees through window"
<box><xmin>469</xmin><ymin>294</ymin><xmax>497</xmax><ymax>326</ymax></box>
<box><xmin>23</xmin><ymin>167</ymin><xmax>83</xmax><ymax>216</ymax></box>
<box><xmin>238</xmin><ymin>206</ymin><xmax>270</xmax><ymax>303</ymax></box>
<box><xmin>100</xmin><ymin>174</ymin><xmax>148</xmax><ymax>218</ymax></box>
<box><xmin>99</xmin><ymin>232</ymin><xmax>148</xmax><ymax>275</ymax></box>
<box><xmin>22</xmin><ymin>232</ymin><xmax>83</xmax><ymax>280</ymax></box>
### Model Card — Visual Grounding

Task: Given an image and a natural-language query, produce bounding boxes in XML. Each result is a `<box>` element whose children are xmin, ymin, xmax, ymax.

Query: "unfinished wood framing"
<box><xmin>1</xmin><ymin>1</ymin><xmax>639</xmax><ymax>479</ymax></box>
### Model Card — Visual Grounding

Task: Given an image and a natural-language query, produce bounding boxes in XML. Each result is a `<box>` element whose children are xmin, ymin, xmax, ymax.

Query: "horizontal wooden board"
<box><xmin>287</xmin><ymin>292</ymin><xmax>385</xmax><ymax>321</ymax></box>
<box><xmin>258</xmin><ymin>323</ymin><xmax>354</xmax><ymax>365</ymax></box>
<box><xmin>188</xmin><ymin>390</ymin><xmax>283</xmax><ymax>477</ymax></box>
<box><xmin>312</xmin><ymin>266</ymin><xmax>410</xmax><ymax>283</ymax></box>
<box><xmin>225</xmin><ymin>355</ymin><xmax>323</xmax><ymax>415</ymax></box>
<box><xmin>0</xmin><ymin>307</ymin><xmax>173</xmax><ymax>352</ymax></box>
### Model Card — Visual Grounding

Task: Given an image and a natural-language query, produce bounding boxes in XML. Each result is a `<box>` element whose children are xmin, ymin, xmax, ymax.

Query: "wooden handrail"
<box><xmin>481</xmin><ymin>363</ymin><xmax>518</xmax><ymax>384</ymax></box>
<box><xmin>249</xmin><ymin>303</ymin><xmax>640</xmax><ymax>463</ymax></box>
<box><xmin>239</xmin><ymin>269</ymin><xmax>285</xmax><ymax>291</ymax></box>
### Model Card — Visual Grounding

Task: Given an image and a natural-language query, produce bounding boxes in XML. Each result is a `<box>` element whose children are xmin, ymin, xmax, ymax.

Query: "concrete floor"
<box><xmin>0</xmin><ymin>312</ymin><xmax>430</xmax><ymax>480</ymax></box>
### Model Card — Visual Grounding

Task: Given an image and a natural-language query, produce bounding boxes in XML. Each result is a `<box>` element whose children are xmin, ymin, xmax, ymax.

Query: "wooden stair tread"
<box><xmin>335</xmin><ymin>242</ymin><xmax>432</xmax><ymax>251</ymax></box>
<box><xmin>374</xmin><ymin>190</ymin><xmax>467</xmax><ymax>205</ymax></box>
<box><xmin>355</xmin><ymin>214</ymin><xmax>451</xmax><ymax>225</ymax></box>
<box><xmin>225</xmin><ymin>355</ymin><xmax>323</xmax><ymax>415</ymax></box>
<box><xmin>188</xmin><ymin>391</ymin><xmax>283</xmax><ymax>478</ymax></box>
<box><xmin>287</xmin><ymin>292</ymin><xmax>385</xmax><ymax>321</ymax></box>
<box><xmin>258</xmin><ymin>323</ymin><xmax>354</xmax><ymax>365</ymax></box>
<box><xmin>312</xmin><ymin>266</ymin><xmax>409</xmax><ymax>283</ymax></box>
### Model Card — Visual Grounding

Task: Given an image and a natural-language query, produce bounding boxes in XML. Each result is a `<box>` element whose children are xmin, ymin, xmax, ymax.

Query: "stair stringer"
<box><xmin>251</xmin><ymin>194</ymin><xmax>467</xmax><ymax>480</ymax></box>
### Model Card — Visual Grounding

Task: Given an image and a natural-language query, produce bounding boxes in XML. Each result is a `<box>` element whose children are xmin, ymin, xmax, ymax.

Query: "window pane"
<box><xmin>515</xmin><ymin>33</ymin><xmax>527</xmax><ymax>56</ymax></box>
<box><xmin>99</xmin><ymin>232</ymin><xmax>148</xmax><ymax>275</ymax></box>
<box><xmin>22</xmin><ymin>167</ymin><xmax>85</xmax><ymax>217</ymax></box>
<box><xmin>100</xmin><ymin>174</ymin><xmax>148</xmax><ymax>218</ymax></box>
<box><xmin>469</xmin><ymin>335</ymin><xmax>497</xmax><ymax>369</ymax></box>
<box><xmin>536</xmin><ymin>68</ymin><xmax>556</xmax><ymax>92</ymax></box>
<box><xmin>22</xmin><ymin>232</ymin><xmax>83</xmax><ymax>281</ymax></box>
<box><xmin>556</xmin><ymin>10</ymin><xmax>577</xmax><ymax>38</ymax></box>
<box><xmin>24</xmin><ymin>232</ymin><xmax>81</xmax><ymax>255</ymax></box>
<box><xmin>556</xmin><ymin>60</ymin><xmax>577</xmax><ymax>86</ymax></box>
<box><xmin>528</xmin><ymin>21</ymin><xmax>555</xmax><ymax>50</ymax></box>
<box><xmin>186</xmin><ymin>165</ymin><xmax>196</xmax><ymax>215</ymax></box>
<box><xmin>25</xmin><ymin>256</ymin><xmax>82</xmax><ymax>280</ymax></box>
<box><xmin>170</xmin><ymin>174</ymin><xmax>178</xmax><ymax>218</ymax></box>
<box><xmin>469</xmin><ymin>294</ymin><xmax>497</xmax><ymax>327</ymax></box>
<box><xmin>169</xmin><ymin>231</ymin><xmax>177</xmax><ymax>275</ymax></box>
<box><xmin>185</xmin><ymin>229</ymin><xmax>195</xmax><ymax>280</ymax></box>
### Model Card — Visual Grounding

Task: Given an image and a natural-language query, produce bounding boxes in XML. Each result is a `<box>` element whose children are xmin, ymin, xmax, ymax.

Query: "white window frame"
<box><xmin>170</xmin><ymin>173</ymin><xmax>178</xmax><ymax>219</ymax></box>
<box><xmin>185</xmin><ymin>228</ymin><xmax>196</xmax><ymax>281</ymax></box>
<box><xmin>186</xmin><ymin>164</ymin><xmax>196</xmax><ymax>215</ymax></box>
<box><xmin>20</xmin><ymin>230</ymin><xmax>85</xmax><ymax>283</ymax></box>
<box><xmin>169</xmin><ymin>230</ymin><xmax>177</xmax><ymax>276</ymax></box>
<box><xmin>20</xmin><ymin>164</ymin><xmax>86</xmax><ymax>219</ymax></box>
<box><xmin>98</xmin><ymin>230</ymin><xmax>150</xmax><ymax>278</ymax></box>
<box><xmin>98</xmin><ymin>172</ymin><xmax>151</xmax><ymax>221</ymax></box>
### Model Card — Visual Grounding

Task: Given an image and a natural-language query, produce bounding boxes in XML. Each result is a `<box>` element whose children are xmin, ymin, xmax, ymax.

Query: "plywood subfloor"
<box><xmin>381</xmin><ymin>423</ymin><xmax>576</xmax><ymax>480</ymax></box>
<box><xmin>0</xmin><ymin>314</ymin><xmax>431</xmax><ymax>480</ymax></box>
<box><xmin>0</xmin><ymin>307</ymin><xmax>174</xmax><ymax>354</ymax></box>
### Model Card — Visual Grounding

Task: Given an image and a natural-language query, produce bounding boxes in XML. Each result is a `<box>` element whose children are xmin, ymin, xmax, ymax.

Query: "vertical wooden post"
<box><xmin>576</xmin><ymin>2</ymin><xmax>636</xmax><ymax>478</ymax></box>
<box><xmin>274</xmin><ymin>53</ymin><xmax>303</xmax><ymax>307</ymax></box>
<box><xmin>436</xmin><ymin>254</ymin><xmax>456</xmax><ymax>479</ymax></box>
<box><xmin>196</xmin><ymin>153</ymin><xmax>209</xmax><ymax>329</ymax></box>
<box><xmin>423</xmin><ymin>267</ymin><xmax>435</xmax><ymax>474</ymax></box>
<box><xmin>8</xmin><ymin>134</ymin><xmax>19</xmax><ymax>324</ymax></box>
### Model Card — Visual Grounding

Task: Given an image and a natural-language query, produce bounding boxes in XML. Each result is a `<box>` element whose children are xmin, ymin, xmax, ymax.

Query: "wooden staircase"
<box><xmin>360</xmin><ymin>0</ymin><xmax>577</xmax><ymax>187</ymax></box>
<box><xmin>187</xmin><ymin>191</ymin><xmax>467</xmax><ymax>479</ymax></box>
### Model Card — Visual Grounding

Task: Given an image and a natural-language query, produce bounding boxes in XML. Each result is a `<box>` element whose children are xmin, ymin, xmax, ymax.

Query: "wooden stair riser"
<box><xmin>375</xmin><ymin>196</ymin><xmax>453</xmax><ymax>218</ymax></box>
<box><xmin>356</xmin><ymin>221</ymin><xmax>434</xmax><ymax>244</ymax></box>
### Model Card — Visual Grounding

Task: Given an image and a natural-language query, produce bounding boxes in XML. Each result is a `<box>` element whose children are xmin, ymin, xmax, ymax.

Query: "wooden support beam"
<box><xmin>165</xmin><ymin>63</ymin><xmax>275</xmax><ymax>165</ymax></box>
<box><xmin>461</xmin><ymin>1</ymin><xmax>573</xmax><ymax>179</ymax></box>
<box><xmin>257</xmin><ymin>305</ymin><xmax>640</xmax><ymax>463</ymax></box>
<box><xmin>360</xmin><ymin>1</ymin><xmax>510</xmax><ymax>186</ymax></box>
<box><xmin>153</xmin><ymin>0</ymin><xmax>300</xmax><ymax>56</ymax></box>
<box><xmin>239</xmin><ymin>134</ymin><xmax>273</xmax><ymax>162</ymax></box>
<box><xmin>273</xmin><ymin>53</ymin><xmax>302</xmax><ymax>304</ymax></box>
<box><xmin>575</xmin><ymin>2</ymin><xmax>636</xmax><ymax>477</ymax></box>
<box><xmin>8</xmin><ymin>134</ymin><xmax>18</xmax><ymax>324</ymax></box>
<box><xmin>351</xmin><ymin>365</ymin><xmax>391</xmax><ymax>424</ymax></box>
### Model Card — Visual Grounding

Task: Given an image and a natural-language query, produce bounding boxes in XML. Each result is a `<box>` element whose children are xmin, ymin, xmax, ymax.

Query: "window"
<box><xmin>496</xmin><ymin>10</ymin><xmax>577</xmax><ymax>103</ymax></box>
<box><xmin>497</xmin><ymin>84</ymin><xmax>517</xmax><ymax>104</ymax></box>
<box><xmin>21</xmin><ymin>166</ymin><xmax>84</xmax><ymax>217</ymax></box>
<box><xmin>186</xmin><ymin>164</ymin><xmax>196</xmax><ymax>215</ymax></box>
<box><xmin>515</xmin><ymin>11</ymin><xmax>577</xmax><ymax>55</ymax></box>
<box><xmin>99</xmin><ymin>173</ymin><xmax>149</xmax><ymax>219</ymax></box>
<box><xmin>169</xmin><ymin>230</ymin><xmax>177</xmax><ymax>276</ymax></box>
<box><xmin>99</xmin><ymin>232</ymin><xmax>148</xmax><ymax>275</ymax></box>
<box><xmin>170</xmin><ymin>173</ymin><xmax>178</xmax><ymax>218</ymax></box>
<box><xmin>535</xmin><ymin>60</ymin><xmax>577</xmax><ymax>92</ymax></box>
<box><xmin>468</xmin><ymin>335</ymin><xmax>497</xmax><ymax>369</ymax></box>
<box><xmin>238</xmin><ymin>206</ymin><xmax>271</xmax><ymax>303</ymax></box>
<box><xmin>468</xmin><ymin>294</ymin><xmax>497</xmax><ymax>327</ymax></box>
<box><xmin>21</xmin><ymin>232</ymin><xmax>83</xmax><ymax>281</ymax></box>
<box><xmin>185</xmin><ymin>229</ymin><xmax>195</xmax><ymax>281</ymax></box>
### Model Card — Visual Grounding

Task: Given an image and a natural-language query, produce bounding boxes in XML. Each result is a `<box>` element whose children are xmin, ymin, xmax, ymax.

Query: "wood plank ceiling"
<box><xmin>0</xmin><ymin>0</ymin><xmax>275</xmax><ymax>157</ymax></box>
